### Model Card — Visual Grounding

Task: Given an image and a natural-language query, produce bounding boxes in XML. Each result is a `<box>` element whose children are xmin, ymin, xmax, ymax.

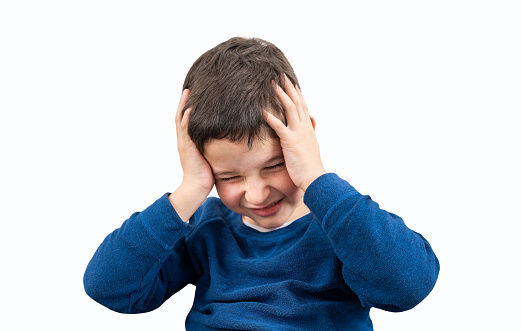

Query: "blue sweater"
<box><xmin>84</xmin><ymin>173</ymin><xmax>439</xmax><ymax>330</ymax></box>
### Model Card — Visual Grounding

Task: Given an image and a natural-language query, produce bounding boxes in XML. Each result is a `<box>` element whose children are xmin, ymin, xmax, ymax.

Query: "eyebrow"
<box><xmin>213</xmin><ymin>170</ymin><xmax>237</xmax><ymax>178</ymax></box>
<box><xmin>264</xmin><ymin>154</ymin><xmax>285</xmax><ymax>165</ymax></box>
<box><xmin>212</xmin><ymin>154</ymin><xmax>284</xmax><ymax>178</ymax></box>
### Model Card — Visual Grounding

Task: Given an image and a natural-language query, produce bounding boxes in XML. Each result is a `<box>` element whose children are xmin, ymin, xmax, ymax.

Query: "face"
<box><xmin>204</xmin><ymin>137</ymin><xmax>309</xmax><ymax>229</ymax></box>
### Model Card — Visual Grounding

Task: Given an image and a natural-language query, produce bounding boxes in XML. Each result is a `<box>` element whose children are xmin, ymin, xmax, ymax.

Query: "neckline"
<box><xmin>231</xmin><ymin>212</ymin><xmax>313</xmax><ymax>238</ymax></box>
<box><xmin>241</xmin><ymin>216</ymin><xmax>298</xmax><ymax>232</ymax></box>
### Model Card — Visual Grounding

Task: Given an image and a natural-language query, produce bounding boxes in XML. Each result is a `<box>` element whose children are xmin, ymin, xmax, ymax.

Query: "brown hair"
<box><xmin>182</xmin><ymin>37</ymin><xmax>300</xmax><ymax>153</ymax></box>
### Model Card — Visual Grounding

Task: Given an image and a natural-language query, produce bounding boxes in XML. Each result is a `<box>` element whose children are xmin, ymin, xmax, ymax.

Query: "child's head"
<box><xmin>182</xmin><ymin>37</ymin><xmax>300</xmax><ymax>154</ymax></box>
<box><xmin>182</xmin><ymin>37</ymin><xmax>309</xmax><ymax>228</ymax></box>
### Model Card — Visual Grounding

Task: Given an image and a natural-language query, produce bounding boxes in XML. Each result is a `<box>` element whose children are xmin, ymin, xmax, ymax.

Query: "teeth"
<box><xmin>259</xmin><ymin>202</ymin><xmax>277</xmax><ymax>209</ymax></box>
<box><xmin>252</xmin><ymin>200</ymin><xmax>281</xmax><ymax>210</ymax></box>
<box><xmin>267</xmin><ymin>200</ymin><xmax>279</xmax><ymax>207</ymax></box>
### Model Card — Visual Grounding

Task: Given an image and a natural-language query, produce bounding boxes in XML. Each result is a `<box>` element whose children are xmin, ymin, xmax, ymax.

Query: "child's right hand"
<box><xmin>169</xmin><ymin>89</ymin><xmax>214</xmax><ymax>221</ymax></box>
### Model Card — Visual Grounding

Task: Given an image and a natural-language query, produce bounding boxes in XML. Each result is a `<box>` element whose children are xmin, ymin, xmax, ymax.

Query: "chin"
<box><xmin>247</xmin><ymin>209</ymin><xmax>293</xmax><ymax>229</ymax></box>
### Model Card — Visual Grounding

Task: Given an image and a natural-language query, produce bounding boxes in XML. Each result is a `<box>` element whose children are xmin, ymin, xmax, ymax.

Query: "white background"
<box><xmin>1</xmin><ymin>1</ymin><xmax>519</xmax><ymax>330</ymax></box>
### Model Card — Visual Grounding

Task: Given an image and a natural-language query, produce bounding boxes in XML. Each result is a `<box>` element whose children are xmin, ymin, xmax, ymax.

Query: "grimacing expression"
<box><xmin>203</xmin><ymin>136</ymin><xmax>309</xmax><ymax>229</ymax></box>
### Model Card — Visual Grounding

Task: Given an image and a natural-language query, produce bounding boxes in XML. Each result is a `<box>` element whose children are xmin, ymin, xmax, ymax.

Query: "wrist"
<box><xmin>300</xmin><ymin>168</ymin><xmax>327</xmax><ymax>192</ymax></box>
<box><xmin>169</xmin><ymin>181</ymin><xmax>211</xmax><ymax>222</ymax></box>
<box><xmin>181</xmin><ymin>178</ymin><xmax>213</xmax><ymax>197</ymax></box>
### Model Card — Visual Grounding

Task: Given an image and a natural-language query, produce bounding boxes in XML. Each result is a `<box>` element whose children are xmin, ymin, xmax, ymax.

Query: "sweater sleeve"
<box><xmin>304</xmin><ymin>173</ymin><xmax>440</xmax><ymax>312</ymax></box>
<box><xmin>83</xmin><ymin>193</ymin><xmax>196</xmax><ymax>314</ymax></box>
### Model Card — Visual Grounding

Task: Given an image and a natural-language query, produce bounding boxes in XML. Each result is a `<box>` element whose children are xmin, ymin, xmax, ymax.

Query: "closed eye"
<box><xmin>217</xmin><ymin>162</ymin><xmax>285</xmax><ymax>182</ymax></box>
<box><xmin>265</xmin><ymin>162</ymin><xmax>286</xmax><ymax>170</ymax></box>
<box><xmin>219</xmin><ymin>176</ymin><xmax>239</xmax><ymax>182</ymax></box>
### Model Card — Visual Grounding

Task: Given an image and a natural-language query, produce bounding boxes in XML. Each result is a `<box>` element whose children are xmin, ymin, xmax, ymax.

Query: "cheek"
<box><xmin>215</xmin><ymin>183</ymin><xmax>243</xmax><ymax>208</ymax></box>
<box><xmin>271</xmin><ymin>171</ymin><xmax>301</xmax><ymax>198</ymax></box>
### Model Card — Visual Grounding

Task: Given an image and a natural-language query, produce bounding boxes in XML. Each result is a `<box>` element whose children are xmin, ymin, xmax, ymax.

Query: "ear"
<box><xmin>310</xmin><ymin>115</ymin><xmax>316</xmax><ymax>130</ymax></box>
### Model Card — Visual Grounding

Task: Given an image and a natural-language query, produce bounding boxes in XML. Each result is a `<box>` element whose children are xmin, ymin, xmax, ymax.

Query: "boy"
<box><xmin>84</xmin><ymin>37</ymin><xmax>439</xmax><ymax>330</ymax></box>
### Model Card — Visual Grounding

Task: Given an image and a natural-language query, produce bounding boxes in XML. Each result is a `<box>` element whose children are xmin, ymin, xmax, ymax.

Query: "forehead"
<box><xmin>203</xmin><ymin>137</ymin><xmax>283</xmax><ymax>170</ymax></box>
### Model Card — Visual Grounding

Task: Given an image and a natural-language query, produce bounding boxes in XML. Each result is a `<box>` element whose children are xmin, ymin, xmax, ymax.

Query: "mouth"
<box><xmin>249</xmin><ymin>198</ymin><xmax>284</xmax><ymax>217</ymax></box>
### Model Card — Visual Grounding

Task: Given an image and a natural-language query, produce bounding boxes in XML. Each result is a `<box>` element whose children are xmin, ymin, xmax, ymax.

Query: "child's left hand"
<box><xmin>265</xmin><ymin>75</ymin><xmax>327</xmax><ymax>191</ymax></box>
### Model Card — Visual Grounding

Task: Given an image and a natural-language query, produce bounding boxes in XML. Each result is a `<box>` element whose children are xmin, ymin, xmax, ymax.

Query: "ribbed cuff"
<box><xmin>303</xmin><ymin>173</ymin><xmax>360</xmax><ymax>223</ymax></box>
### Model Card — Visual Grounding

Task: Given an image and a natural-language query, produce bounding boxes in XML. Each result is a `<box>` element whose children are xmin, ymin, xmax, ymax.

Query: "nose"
<box><xmin>244</xmin><ymin>177</ymin><xmax>270</xmax><ymax>206</ymax></box>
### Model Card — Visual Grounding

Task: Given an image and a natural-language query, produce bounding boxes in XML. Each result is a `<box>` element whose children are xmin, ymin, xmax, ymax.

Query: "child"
<box><xmin>84</xmin><ymin>37</ymin><xmax>440</xmax><ymax>330</ymax></box>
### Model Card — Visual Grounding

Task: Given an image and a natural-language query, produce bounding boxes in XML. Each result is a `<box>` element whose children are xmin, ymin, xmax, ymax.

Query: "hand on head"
<box><xmin>175</xmin><ymin>89</ymin><xmax>215</xmax><ymax>194</ymax></box>
<box><xmin>169</xmin><ymin>89</ymin><xmax>215</xmax><ymax>222</ymax></box>
<box><xmin>265</xmin><ymin>75</ymin><xmax>326</xmax><ymax>191</ymax></box>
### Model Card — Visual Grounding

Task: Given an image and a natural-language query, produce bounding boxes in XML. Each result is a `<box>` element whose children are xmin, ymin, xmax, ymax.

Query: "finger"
<box><xmin>282</xmin><ymin>74</ymin><xmax>307</xmax><ymax>121</ymax></box>
<box><xmin>181</xmin><ymin>106</ymin><xmax>192</xmax><ymax>129</ymax></box>
<box><xmin>282</xmin><ymin>74</ymin><xmax>301</xmax><ymax>109</ymax></box>
<box><xmin>295</xmin><ymin>85</ymin><xmax>310</xmax><ymax>118</ymax></box>
<box><xmin>264</xmin><ymin>110</ymin><xmax>287</xmax><ymax>136</ymax></box>
<box><xmin>273</xmin><ymin>81</ymin><xmax>300</xmax><ymax>126</ymax></box>
<box><xmin>176</xmin><ymin>89</ymin><xmax>190</xmax><ymax>124</ymax></box>
<box><xmin>177</xmin><ymin>106</ymin><xmax>192</xmax><ymax>143</ymax></box>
